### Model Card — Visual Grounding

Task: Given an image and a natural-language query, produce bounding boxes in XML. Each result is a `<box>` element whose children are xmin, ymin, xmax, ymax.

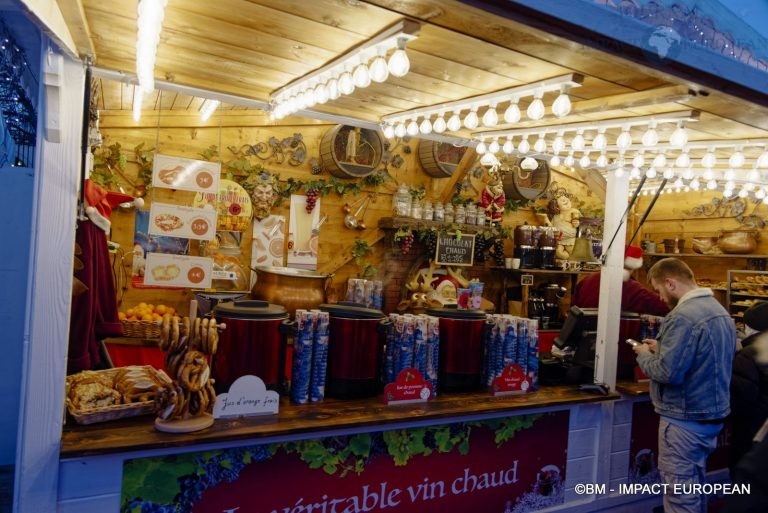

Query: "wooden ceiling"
<box><xmin>60</xmin><ymin>0</ymin><xmax>768</xmax><ymax>160</ymax></box>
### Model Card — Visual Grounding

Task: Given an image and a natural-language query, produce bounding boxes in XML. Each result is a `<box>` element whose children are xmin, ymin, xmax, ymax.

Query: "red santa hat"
<box><xmin>84</xmin><ymin>179</ymin><xmax>144</xmax><ymax>233</ymax></box>
<box><xmin>624</xmin><ymin>245</ymin><xmax>644</xmax><ymax>270</ymax></box>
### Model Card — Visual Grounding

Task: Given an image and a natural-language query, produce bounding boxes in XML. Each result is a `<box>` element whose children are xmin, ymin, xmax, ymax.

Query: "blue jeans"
<box><xmin>657</xmin><ymin>419</ymin><xmax>720</xmax><ymax>513</ymax></box>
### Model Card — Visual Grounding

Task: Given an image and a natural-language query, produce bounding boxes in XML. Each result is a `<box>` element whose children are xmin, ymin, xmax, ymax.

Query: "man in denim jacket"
<box><xmin>634</xmin><ymin>258</ymin><xmax>736</xmax><ymax>513</ymax></box>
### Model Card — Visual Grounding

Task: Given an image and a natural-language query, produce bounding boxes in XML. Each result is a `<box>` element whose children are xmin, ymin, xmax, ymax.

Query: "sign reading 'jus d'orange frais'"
<box><xmin>121</xmin><ymin>411</ymin><xmax>569</xmax><ymax>513</ymax></box>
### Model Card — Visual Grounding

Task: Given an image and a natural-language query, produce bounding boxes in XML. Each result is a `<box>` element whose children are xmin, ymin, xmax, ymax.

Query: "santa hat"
<box><xmin>624</xmin><ymin>245</ymin><xmax>644</xmax><ymax>270</ymax></box>
<box><xmin>84</xmin><ymin>179</ymin><xmax>144</xmax><ymax>233</ymax></box>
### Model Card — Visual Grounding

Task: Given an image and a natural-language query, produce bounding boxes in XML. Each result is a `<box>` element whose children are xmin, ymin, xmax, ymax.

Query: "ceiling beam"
<box><xmin>56</xmin><ymin>0</ymin><xmax>95</xmax><ymax>58</ymax></box>
<box><xmin>19</xmin><ymin>0</ymin><xmax>78</xmax><ymax>58</ymax></box>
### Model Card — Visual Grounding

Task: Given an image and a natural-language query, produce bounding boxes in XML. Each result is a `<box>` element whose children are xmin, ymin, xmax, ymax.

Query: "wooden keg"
<box><xmin>319</xmin><ymin>125</ymin><xmax>383</xmax><ymax>178</ymax></box>
<box><xmin>499</xmin><ymin>156</ymin><xmax>551</xmax><ymax>201</ymax></box>
<box><xmin>418</xmin><ymin>140</ymin><xmax>469</xmax><ymax>178</ymax></box>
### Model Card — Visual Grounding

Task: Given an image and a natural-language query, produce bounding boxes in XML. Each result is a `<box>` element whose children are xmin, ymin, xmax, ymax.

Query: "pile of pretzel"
<box><xmin>155</xmin><ymin>315</ymin><xmax>219</xmax><ymax>421</ymax></box>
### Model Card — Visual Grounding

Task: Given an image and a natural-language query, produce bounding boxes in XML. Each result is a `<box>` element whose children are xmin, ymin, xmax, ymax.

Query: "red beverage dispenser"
<box><xmin>320</xmin><ymin>302</ymin><xmax>388</xmax><ymax>399</ymax></box>
<box><xmin>426</xmin><ymin>307</ymin><xmax>489</xmax><ymax>392</ymax></box>
<box><xmin>212</xmin><ymin>300</ymin><xmax>290</xmax><ymax>393</ymax></box>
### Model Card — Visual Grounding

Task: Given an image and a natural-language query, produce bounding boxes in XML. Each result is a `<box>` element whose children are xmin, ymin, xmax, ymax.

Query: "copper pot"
<box><xmin>250</xmin><ymin>266</ymin><xmax>330</xmax><ymax>316</ymax></box>
<box><xmin>718</xmin><ymin>231</ymin><xmax>758</xmax><ymax>254</ymax></box>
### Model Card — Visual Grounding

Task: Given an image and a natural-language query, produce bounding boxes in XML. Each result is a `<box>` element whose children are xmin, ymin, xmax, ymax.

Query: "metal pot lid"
<box><xmin>319</xmin><ymin>301</ymin><xmax>385</xmax><ymax>319</ymax></box>
<box><xmin>252</xmin><ymin>265</ymin><xmax>328</xmax><ymax>279</ymax></box>
<box><xmin>426</xmin><ymin>306</ymin><xmax>487</xmax><ymax>319</ymax></box>
<box><xmin>213</xmin><ymin>299</ymin><xmax>288</xmax><ymax>319</ymax></box>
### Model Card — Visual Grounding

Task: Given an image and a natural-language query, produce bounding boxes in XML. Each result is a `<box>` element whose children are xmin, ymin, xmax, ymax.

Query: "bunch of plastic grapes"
<box><xmin>305</xmin><ymin>189</ymin><xmax>319</xmax><ymax>213</ymax></box>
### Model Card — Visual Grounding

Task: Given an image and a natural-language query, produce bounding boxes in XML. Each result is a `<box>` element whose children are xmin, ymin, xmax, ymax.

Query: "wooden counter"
<box><xmin>615</xmin><ymin>380</ymin><xmax>650</xmax><ymax>396</ymax></box>
<box><xmin>61</xmin><ymin>385</ymin><xmax>618</xmax><ymax>458</ymax></box>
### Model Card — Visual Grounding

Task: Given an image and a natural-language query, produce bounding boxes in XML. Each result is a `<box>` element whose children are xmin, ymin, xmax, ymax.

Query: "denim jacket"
<box><xmin>637</xmin><ymin>288</ymin><xmax>736</xmax><ymax>421</ymax></box>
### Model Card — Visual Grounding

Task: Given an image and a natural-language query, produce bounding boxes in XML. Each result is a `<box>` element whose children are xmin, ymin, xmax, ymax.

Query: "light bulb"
<box><xmin>521</xmin><ymin>156</ymin><xmax>538</xmax><ymax>170</ymax></box>
<box><xmin>526</xmin><ymin>92</ymin><xmax>545</xmax><ymax>120</ymax></box>
<box><xmin>669</xmin><ymin>123</ymin><xmax>688</xmax><ymax>147</ymax></box>
<box><xmin>763</xmin><ymin>195</ymin><xmax>768</xmax><ymax>205</ymax></box>
<box><xmin>551</xmin><ymin>89</ymin><xmax>571</xmax><ymax>117</ymax></box>
<box><xmin>476</xmin><ymin>140</ymin><xmax>487</xmax><ymax>154</ymax></box>
<box><xmin>504</xmin><ymin>99</ymin><xmax>521</xmax><ymax>123</ymax></box>
<box><xmin>419</xmin><ymin>118</ymin><xmax>432</xmax><ymax>135</ymax></box>
<box><xmin>571</xmin><ymin>130</ymin><xmax>586</xmax><ymax>151</ymax></box>
<box><xmin>482</xmin><ymin>104</ymin><xmax>498</xmax><ymax>127</ymax></box>
<box><xmin>652</xmin><ymin>153</ymin><xmax>667</xmax><ymax>168</ymax></box>
<box><xmin>724</xmin><ymin>168</ymin><xmax>735</xmax><ymax>181</ymax></box>
<box><xmin>675</xmin><ymin>152</ymin><xmax>690</xmax><ymax>168</ymax></box>
<box><xmin>518</xmin><ymin>136</ymin><xmax>530</xmax><ymax>154</ymax></box>
<box><xmin>353</xmin><ymin>61</ymin><xmax>371</xmax><ymax>88</ymax></box>
<box><xmin>691</xmin><ymin>178</ymin><xmax>701</xmax><ymax>190</ymax></box>
<box><xmin>488</xmin><ymin>139</ymin><xmax>500</xmax><ymax>154</ymax></box>
<box><xmin>682</xmin><ymin>167</ymin><xmax>694</xmax><ymax>180</ymax></box>
<box><xmin>383</xmin><ymin>124</ymin><xmax>395</xmax><ymax>139</ymax></box>
<box><xmin>394</xmin><ymin>123</ymin><xmax>406</xmax><ymax>138</ymax></box>
<box><xmin>616</xmin><ymin>128</ymin><xmax>632</xmax><ymax>149</ymax></box>
<box><xmin>673</xmin><ymin>178</ymin><xmax>683</xmax><ymax>188</ymax></box>
<box><xmin>369</xmin><ymin>48</ymin><xmax>389</xmax><ymax>83</ymax></box>
<box><xmin>641</xmin><ymin>123</ymin><xmax>659</xmax><ymax>146</ymax></box>
<box><xmin>480</xmin><ymin>152</ymin><xmax>499</xmax><ymax>167</ymax></box>
<box><xmin>757</xmin><ymin>149</ymin><xmax>768</xmax><ymax>168</ymax></box>
<box><xmin>663</xmin><ymin>167</ymin><xmax>675</xmax><ymax>179</ymax></box>
<box><xmin>725</xmin><ymin>180</ymin><xmax>736</xmax><ymax>190</ymax></box>
<box><xmin>550</xmin><ymin>155</ymin><xmax>561</xmax><ymax>166</ymax></box>
<box><xmin>729</xmin><ymin>150</ymin><xmax>745</xmax><ymax>168</ymax></box>
<box><xmin>630</xmin><ymin>167</ymin><xmax>641</xmax><ymax>179</ymax></box>
<box><xmin>534</xmin><ymin>135</ymin><xmax>547</xmax><ymax>153</ymax></box>
<box><xmin>502</xmin><ymin>138</ymin><xmax>514</xmax><ymax>154</ymax></box>
<box><xmin>701</xmin><ymin>148</ymin><xmax>717</xmax><ymax>168</ymax></box>
<box><xmin>707</xmin><ymin>179</ymin><xmax>718</xmax><ymax>190</ymax></box>
<box><xmin>596</xmin><ymin>153</ymin><xmax>609</xmax><ymax>168</ymax></box>
<box><xmin>338</xmin><ymin>68</ymin><xmax>355</xmax><ymax>95</ymax></box>
<box><xmin>615</xmin><ymin>166</ymin><xmax>625</xmax><ymax>177</ymax></box>
<box><xmin>463</xmin><ymin>107</ymin><xmax>479</xmax><ymax>129</ymax></box>
<box><xmin>433</xmin><ymin>115</ymin><xmax>447</xmax><ymax>133</ymax></box>
<box><xmin>406</xmin><ymin>119</ymin><xmax>419</xmax><ymax>136</ymax></box>
<box><xmin>387</xmin><ymin>38</ymin><xmax>410</xmax><ymax>77</ymax></box>
<box><xmin>747</xmin><ymin>168</ymin><xmax>760</xmax><ymax>182</ymax></box>
<box><xmin>739</xmin><ymin>188</ymin><xmax>750</xmax><ymax>198</ymax></box>
<box><xmin>315</xmin><ymin>82</ymin><xmax>329</xmax><ymax>104</ymax></box>
<box><xmin>592</xmin><ymin>129</ymin><xmax>607</xmax><ymax>151</ymax></box>
<box><xmin>552</xmin><ymin>133</ymin><xmax>566</xmax><ymax>154</ymax></box>
<box><xmin>328</xmin><ymin>78</ymin><xmax>340</xmax><ymax>100</ymax></box>
<box><xmin>746</xmin><ymin>182</ymin><xmax>756</xmax><ymax>191</ymax></box>
<box><xmin>756</xmin><ymin>188</ymin><xmax>766</xmax><ymax>199</ymax></box>
<box><xmin>646</xmin><ymin>167</ymin><xmax>657</xmax><ymax>178</ymax></box>
<box><xmin>446</xmin><ymin>112</ymin><xmax>462</xmax><ymax>132</ymax></box>
<box><xmin>304</xmin><ymin>87</ymin><xmax>316</xmax><ymax>107</ymax></box>
<box><xmin>703</xmin><ymin>169</ymin><xmax>714</xmax><ymax>180</ymax></box>
<box><xmin>564</xmin><ymin>153</ymin><xmax>575</xmax><ymax>167</ymax></box>
<box><xmin>579</xmin><ymin>153</ymin><xmax>591</xmax><ymax>168</ymax></box>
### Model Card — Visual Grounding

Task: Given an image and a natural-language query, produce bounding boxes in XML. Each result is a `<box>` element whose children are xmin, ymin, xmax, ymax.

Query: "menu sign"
<box><xmin>152</xmin><ymin>154</ymin><xmax>221</xmax><ymax>193</ymax></box>
<box><xmin>144</xmin><ymin>253</ymin><xmax>213</xmax><ymax>288</ymax></box>
<box><xmin>148</xmin><ymin>202</ymin><xmax>216</xmax><ymax>241</ymax></box>
<box><xmin>435</xmin><ymin>231</ymin><xmax>475</xmax><ymax>266</ymax></box>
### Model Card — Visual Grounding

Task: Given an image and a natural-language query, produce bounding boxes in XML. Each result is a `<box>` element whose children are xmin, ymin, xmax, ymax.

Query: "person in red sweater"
<box><xmin>572</xmin><ymin>245</ymin><xmax>669</xmax><ymax>317</ymax></box>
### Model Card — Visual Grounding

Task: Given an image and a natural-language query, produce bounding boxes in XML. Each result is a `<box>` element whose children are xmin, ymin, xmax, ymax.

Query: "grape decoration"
<box><xmin>490</xmin><ymin>237</ymin><xmax>506</xmax><ymax>266</ymax></box>
<box><xmin>305</xmin><ymin>188</ymin><xmax>319</xmax><ymax>213</ymax></box>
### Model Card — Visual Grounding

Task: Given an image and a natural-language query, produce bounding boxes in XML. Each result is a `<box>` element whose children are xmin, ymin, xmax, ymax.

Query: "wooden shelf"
<box><xmin>491</xmin><ymin>266</ymin><xmax>594</xmax><ymax>276</ymax></box>
<box><xmin>646</xmin><ymin>252</ymin><xmax>768</xmax><ymax>259</ymax></box>
<box><xmin>378</xmin><ymin>216</ymin><xmax>491</xmax><ymax>233</ymax></box>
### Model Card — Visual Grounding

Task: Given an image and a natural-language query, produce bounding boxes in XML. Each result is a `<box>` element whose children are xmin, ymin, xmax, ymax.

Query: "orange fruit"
<box><xmin>141</xmin><ymin>313</ymin><xmax>153</xmax><ymax>321</ymax></box>
<box><xmin>118</xmin><ymin>312</ymin><xmax>127</xmax><ymax>321</ymax></box>
<box><xmin>154</xmin><ymin>304</ymin><xmax>167</xmax><ymax>315</ymax></box>
<box><xmin>126</xmin><ymin>308</ymin><xmax>135</xmax><ymax>318</ymax></box>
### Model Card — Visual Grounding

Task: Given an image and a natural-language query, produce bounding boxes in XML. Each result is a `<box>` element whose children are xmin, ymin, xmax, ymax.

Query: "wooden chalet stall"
<box><xmin>8</xmin><ymin>1</ymin><xmax>768</xmax><ymax>512</ymax></box>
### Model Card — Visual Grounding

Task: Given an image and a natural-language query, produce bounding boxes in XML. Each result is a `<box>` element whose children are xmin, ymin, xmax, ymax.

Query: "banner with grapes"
<box><xmin>121</xmin><ymin>411</ymin><xmax>568</xmax><ymax>513</ymax></box>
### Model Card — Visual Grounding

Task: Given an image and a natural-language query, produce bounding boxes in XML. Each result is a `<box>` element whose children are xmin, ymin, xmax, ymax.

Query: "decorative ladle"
<box><xmin>344</xmin><ymin>196</ymin><xmax>370</xmax><ymax>230</ymax></box>
<box><xmin>356</xmin><ymin>195</ymin><xmax>373</xmax><ymax>230</ymax></box>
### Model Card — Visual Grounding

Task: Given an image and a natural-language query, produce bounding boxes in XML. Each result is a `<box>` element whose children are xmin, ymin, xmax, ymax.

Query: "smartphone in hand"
<box><xmin>625</xmin><ymin>338</ymin><xmax>641</xmax><ymax>347</ymax></box>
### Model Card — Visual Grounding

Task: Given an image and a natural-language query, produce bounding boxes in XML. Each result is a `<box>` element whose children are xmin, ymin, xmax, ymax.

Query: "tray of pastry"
<box><xmin>65</xmin><ymin>365</ymin><xmax>172</xmax><ymax>424</ymax></box>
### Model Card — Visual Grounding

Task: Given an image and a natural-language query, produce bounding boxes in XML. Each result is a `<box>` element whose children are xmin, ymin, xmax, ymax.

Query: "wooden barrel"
<box><xmin>500</xmin><ymin>156</ymin><xmax>551</xmax><ymax>201</ymax></box>
<box><xmin>319</xmin><ymin>125</ymin><xmax>383</xmax><ymax>178</ymax></box>
<box><xmin>418</xmin><ymin>140</ymin><xmax>469</xmax><ymax>178</ymax></box>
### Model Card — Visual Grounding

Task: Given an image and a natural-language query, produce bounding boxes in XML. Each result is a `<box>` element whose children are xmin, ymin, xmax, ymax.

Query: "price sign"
<box><xmin>435</xmin><ymin>231</ymin><xmax>475</xmax><ymax>267</ymax></box>
<box><xmin>152</xmin><ymin>154</ymin><xmax>221</xmax><ymax>193</ymax></box>
<box><xmin>144</xmin><ymin>253</ymin><xmax>213</xmax><ymax>288</ymax></box>
<box><xmin>521</xmin><ymin>274</ymin><xmax>534</xmax><ymax>286</ymax></box>
<box><xmin>148</xmin><ymin>202</ymin><xmax>216</xmax><ymax>241</ymax></box>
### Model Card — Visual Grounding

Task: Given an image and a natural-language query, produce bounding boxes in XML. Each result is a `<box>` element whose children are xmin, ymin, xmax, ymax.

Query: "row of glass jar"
<box><xmin>399</xmin><ymin>200</ymin><xmax>489</xmax><ymax>225</ymax></box>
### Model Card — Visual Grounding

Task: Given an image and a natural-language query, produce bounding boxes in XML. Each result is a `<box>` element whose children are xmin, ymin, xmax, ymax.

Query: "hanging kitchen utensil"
<box><xmin>356</xmin><ymin>195</ymin><xmax>373</xmax><ymax>230</ymax></box>
<box><xmin>344</xmin><ymin>195</ymin><xmax>370</xmax><ymax>230</ymax></box>
<box><xmin>342</xmin><ymin>194</ymin><xmax>367</xmax><ymax>215</ymax></box>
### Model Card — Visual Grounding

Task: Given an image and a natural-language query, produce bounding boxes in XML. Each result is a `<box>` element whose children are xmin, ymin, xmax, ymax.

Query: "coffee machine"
<box><xmin>539</xmin><ymin>283</ymin><xmax>566</xmax><ymax>328</ymax></box>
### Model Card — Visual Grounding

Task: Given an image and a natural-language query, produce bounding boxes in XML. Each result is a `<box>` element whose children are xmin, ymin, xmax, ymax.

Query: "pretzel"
<box><xmin>201</xmin><ymin>318</ymin><xmax>210</xmax><ymax>354</ymax></box>
<box><xmin>160</xmin><ymin>315</ymin><xmax>171</xmax><ymax>351</ymax></box>
<box><xmin>207</xmin><ymin>319</ymin><xmax>217</xmax><ymax>355</ymax></box>
<box><xmin>193</xmin><ymin>317</ymin><xmax>201</xmax><ymax>350</ymax></box>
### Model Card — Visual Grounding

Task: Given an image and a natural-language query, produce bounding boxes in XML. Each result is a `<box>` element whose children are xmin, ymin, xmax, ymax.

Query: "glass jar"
<box><xmin>433</xmin><ymin>202</ymin><xmax>445</xmax><ymax>222</ymax></box>
<box><xmin>411</xmin><ymin>200</ymin><xmax>422</xmax><ymax>220</ymax></box>
<box><xmin>455</xmin><ymin>204</ymin><xmax>466</xmax><ymax>224</ymax></box>
<box><xmin>444</xmin><ymin>203</ymin><xmax>454</xmax><ymax>224</ymax></box>
<box><xmin>423</xmin><ymin>201</ymin><xmax>433</xmax><ymax>221</ymax></box>
<box><xmin>392</xmin><ymin>184</ymin><xmax>411</xmax><ymax>217</ymax></box>
<box><xmin>477</xmin><ymin>208</ymin><xmax>488</xmax><ymax>226</ymax></box>
<box><xmin>465</xmin><ymin>204</ymin><xmax>477</xmax><ymax>225</ymax></box>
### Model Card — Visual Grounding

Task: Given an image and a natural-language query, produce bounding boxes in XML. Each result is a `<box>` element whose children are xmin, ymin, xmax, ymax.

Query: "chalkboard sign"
<box><xmin>435</xmin><ymin>232</ymin><xmax>475</xmax><ymax>266</ymax></box>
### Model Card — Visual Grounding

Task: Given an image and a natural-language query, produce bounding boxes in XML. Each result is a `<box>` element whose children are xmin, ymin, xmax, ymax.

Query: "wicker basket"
<box><xmin>65</xmin><ymin>366</ymin><xmax>167</xmax><ymax>424</ymax></box>
<box><xmin>121</xmin><ymin>319</ymin><xmax>161</xmax><ymax>339</ymax></box>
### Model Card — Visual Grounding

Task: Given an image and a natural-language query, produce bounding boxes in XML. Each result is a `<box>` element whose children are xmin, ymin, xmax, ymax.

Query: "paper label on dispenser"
<box><xmin>383</xmin><ymin>368</ymin><xmax>433</xmax><ymax>405</ymax></box>
<box><xmin>213</xmin><ymin>375</ymin><xmax>279</xmax><ymax>418</ymax></box>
